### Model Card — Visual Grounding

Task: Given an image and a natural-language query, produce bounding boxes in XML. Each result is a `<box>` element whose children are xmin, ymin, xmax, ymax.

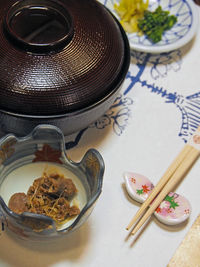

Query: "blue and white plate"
<box><xmin>99</xmin><ymin>0</ymin><xmax>199</xmax><ymax>53</ymax></box>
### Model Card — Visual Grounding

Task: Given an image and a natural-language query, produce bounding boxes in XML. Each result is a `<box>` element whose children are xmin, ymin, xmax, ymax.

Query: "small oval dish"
<box><xmin>100</xmin><ymin>0</ymin><xmax>199</xmax><ymax>53</ymax></box>
<box><xmin>0</xmin><ymin>125</ymin><xmax>104</xmax><ymax>241</ymax></box>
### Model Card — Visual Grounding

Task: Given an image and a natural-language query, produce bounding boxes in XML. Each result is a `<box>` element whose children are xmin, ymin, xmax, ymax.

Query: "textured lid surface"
<box><xmin>0</xmin><ymin>0</ymin><xmax>126</xmax><ymax>115</ymax></box>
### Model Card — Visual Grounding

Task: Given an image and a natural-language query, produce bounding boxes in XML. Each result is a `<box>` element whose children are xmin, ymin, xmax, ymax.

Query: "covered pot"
<box><xmin>0</xmin><ymin>0</ymin><xmax>130</xmax><ymax>135</ymax></box>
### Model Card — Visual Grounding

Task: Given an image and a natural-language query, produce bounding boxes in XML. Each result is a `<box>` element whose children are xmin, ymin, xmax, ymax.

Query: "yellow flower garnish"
<box><xmin>114</xmin><ymin>0</ymin><xmax>149</xmax><ymax>33</ymax></box>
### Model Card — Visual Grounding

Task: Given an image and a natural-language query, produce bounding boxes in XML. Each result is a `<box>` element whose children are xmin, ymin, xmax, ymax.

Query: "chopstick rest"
<box><xmin>126</xmin><ymin>126</ymin><xmax>200</xmax><ymax>234</ymax></box>
<box><xmin>124</xmin><ymin>172</ymin><xmax>191</xmax><ymax>226</ymax></box>
<box><xmin>126</xmin><ymin>144</ymin><xmax>192</xmax><ymax>231</ymax></box>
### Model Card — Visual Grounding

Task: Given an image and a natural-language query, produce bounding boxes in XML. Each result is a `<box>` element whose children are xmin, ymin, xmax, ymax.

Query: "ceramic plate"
<box><xmin>99</xmin><ymin>0</ymin><xmax>199</xmax><ymax>53</ymax></box>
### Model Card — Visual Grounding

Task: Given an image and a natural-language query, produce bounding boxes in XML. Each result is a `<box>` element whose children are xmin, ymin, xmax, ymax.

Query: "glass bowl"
<box><xmin>0</xmin><ymin>125</ymin><xmax>104</xmax><ymax>241</ymax></box>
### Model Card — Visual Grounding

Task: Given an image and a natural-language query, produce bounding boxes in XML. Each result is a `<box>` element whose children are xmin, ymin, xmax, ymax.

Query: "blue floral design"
<box><xmin>90</xmin><ymin>94</ymin><xmax>133</xmax><ymax>136</ymax></box>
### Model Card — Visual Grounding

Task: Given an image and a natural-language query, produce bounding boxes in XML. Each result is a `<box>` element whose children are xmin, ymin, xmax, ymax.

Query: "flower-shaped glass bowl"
<box><xmin>0</xmin><ymin>125</ymin><xmax>104</xmax><ymax>241</ymax></box>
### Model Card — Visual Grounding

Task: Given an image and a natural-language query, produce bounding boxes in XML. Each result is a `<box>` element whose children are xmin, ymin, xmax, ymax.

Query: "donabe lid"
<box><xmin>0</xmin><ymin>0</ymin><xmax>127</xmax><ymax>115</ymax></box>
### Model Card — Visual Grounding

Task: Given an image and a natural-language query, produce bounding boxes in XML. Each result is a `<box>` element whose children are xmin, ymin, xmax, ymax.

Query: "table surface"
<box><xmin>0</xmin><ymin>5</ymin><xmax>200</xmax><ymax>267</ymax></box>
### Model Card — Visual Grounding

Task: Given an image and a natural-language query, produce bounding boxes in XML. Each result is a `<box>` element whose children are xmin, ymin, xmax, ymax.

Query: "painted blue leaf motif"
<box><xmin>110</xmin><ymin>94</ymin><xmax>134</xmax><ymax>108</ymax></box>
<box><xmin>112</xmin><ymin>107</ymin><xmax>131</xmax><ymax>136</ymax></box>
<box><xmin>149</xmin><ymin>51</ymin><xmax>182</xmax><ymax>80</ymax></box>
<box><xmin>151</xmin><ymin>67</ymin><xmax>161</xmax><ymax>80</ymax></box>
<box><xmin>90</xmin><ymin>94</ymin><xmax>133</xmax><ymax>135</ymax></box>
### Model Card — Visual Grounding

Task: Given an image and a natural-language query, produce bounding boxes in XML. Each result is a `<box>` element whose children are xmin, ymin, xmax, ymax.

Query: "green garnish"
<box><xmin>138</xmin><ymin>6</ymin><xmax>177</xmax><ymax>43</ymax></box>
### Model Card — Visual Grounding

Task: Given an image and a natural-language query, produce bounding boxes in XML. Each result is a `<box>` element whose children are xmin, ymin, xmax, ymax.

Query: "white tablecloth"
<box><xmin>0</xmin><ymin>6</ymin><xmax>200</xmax><ymax>267</ymax></box>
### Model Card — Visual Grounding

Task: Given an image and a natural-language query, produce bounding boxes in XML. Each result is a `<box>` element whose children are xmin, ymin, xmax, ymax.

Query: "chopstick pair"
<box><xmin>126</xmin><ymin>126</ymin><xmax>200</xmax><ymax>235</ymax></box>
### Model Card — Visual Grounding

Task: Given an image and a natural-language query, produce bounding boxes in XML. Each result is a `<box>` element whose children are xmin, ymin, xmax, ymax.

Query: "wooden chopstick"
<box><xmin>131</xmin><ymin>146</ymin><xmax>200</xmax><ymax>235</ymax></box>
<box><xmin>126</xmin><ymin>144</ymin><xmax>192</xmax><ymax>231</ymax></box>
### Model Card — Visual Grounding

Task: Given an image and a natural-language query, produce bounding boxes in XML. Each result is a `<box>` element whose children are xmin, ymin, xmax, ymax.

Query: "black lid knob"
<box><xmin>4</xmin><ymin>0</ymin><xmax>74</xmax><ymax>53</ymax></box>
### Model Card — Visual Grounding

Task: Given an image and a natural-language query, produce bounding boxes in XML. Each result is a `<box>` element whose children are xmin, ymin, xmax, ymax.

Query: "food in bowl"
<box><xmin>8</xmin><ymin>169</ymin><xmax>81</xmax><ymax>226</ymax></box>
<box><xmin>1</xmin><ymin>161</ymin><xmax>87</xmax><ymax>231</ymax></box>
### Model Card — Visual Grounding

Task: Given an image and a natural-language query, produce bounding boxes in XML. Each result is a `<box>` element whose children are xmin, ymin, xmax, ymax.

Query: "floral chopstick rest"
<box><xmin>124</xmin><ymin>172</ymin><xmax>191</xmax><ymax>226</ymax></box>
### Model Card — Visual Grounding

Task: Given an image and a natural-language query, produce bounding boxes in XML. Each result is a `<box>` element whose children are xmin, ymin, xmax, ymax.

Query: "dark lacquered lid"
<box><xmin>0</xmin><ymin>0</ymin><xmax>127</xmax><ymax>116</ymax></box>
